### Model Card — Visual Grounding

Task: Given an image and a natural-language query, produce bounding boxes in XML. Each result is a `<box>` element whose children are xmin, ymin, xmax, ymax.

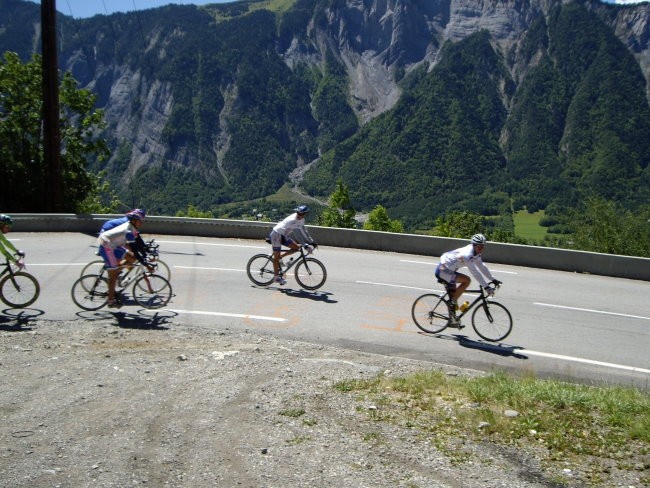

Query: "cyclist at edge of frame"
<box><xmin>268</xmin><ymin>204</ymin><xmax>318</xmax><ymax>286</ymax></box>
<box><xmin>97</xmin><ymin>211</ymin><xmax>151</xmax><ymax>308</ymax></box>
<box><xmin>434</xmin><ymin>233</ymin><xmax>502</xmax><ymax>326</ymax></box>
<box><xmin>0</xmin><ymin>214</ymin><xmax>25</xmax><ymax>268</ymax></box>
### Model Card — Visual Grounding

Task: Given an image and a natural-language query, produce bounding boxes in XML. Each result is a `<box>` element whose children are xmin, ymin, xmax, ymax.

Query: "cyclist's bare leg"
<box><xmin>107</xmin><ymin>268</ymin><xmax>120</xmax><ymax>302</ymax></box>
<box><xmin>281</xmin><ymin>242</ymin><xmax>300</xmax><ymax>259</ymax></box>
<box><xmin>273</xmin><ymin>249</ymin><xmax>282</xmax><ymax>277</ymax></box>
<box><xmin>451</xmin><ymin>273</ymin><xmax>470</xmax><ymax>303</ymax></box>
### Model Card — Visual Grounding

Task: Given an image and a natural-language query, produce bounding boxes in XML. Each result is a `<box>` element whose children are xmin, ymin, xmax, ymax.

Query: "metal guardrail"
<box><xmin>10</xmin><ymin>213</ymin><xmax>650</xmax><ymax>281</ymax></box>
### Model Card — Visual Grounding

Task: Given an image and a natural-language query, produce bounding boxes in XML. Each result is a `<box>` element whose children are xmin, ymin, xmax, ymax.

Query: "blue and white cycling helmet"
<box><xmin>471</xmin><ymin>233</ymin><xmax>486</xmax><ymax>245</ymax></box>
<box><xmin>126</xmin><ymin>209</ymin><xmax>144</xmax><ymax>221</ymax></box>
<box><xmin>0</xmin><ymin>214</ymin><xmax>13</xmax><ymax>226</ymax></box>
<box><xmin>295</xmin><ymin>205</ymin><xmax>310</xmax><ymax>215</ymax></box>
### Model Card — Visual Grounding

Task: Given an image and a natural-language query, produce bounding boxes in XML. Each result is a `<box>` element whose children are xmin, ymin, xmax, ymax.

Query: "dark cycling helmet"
<box><xmin>126</xmin><ymin>210</ymin><xmax>144</xmax><ymax>221</ymax></box>
<box><xmin>471</xmin><ymin>233</ymin><xmax>486</xmax><ymax>245</ymax></box>
<box><xmin>129</xmin><ymin>208</ymin><xmax>146</xmax><ymax>219</ymax></box>
<box><xmin>0</xmin><ymin>214</ymin><xmax>13</xmax><ymax>226</ymax></box>
<box><xmin>295</xmin><ymin>204</ymin><xmax>310</xmax><ymax>215</ymax></box>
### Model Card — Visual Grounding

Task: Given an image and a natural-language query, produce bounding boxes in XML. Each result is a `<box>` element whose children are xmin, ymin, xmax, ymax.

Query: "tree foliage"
<box><xmin>317</xmin><ymin>179</ymin><xmax>356</xmax><ymax>228</ymax></box>
<box><xmin>363</xmin><ymin>205</ymin><xmax>404</xmax><ymax>233</ymax></box>
<box><xmin>0</xmin><ymin>52</ymin><xmax>111</xmax><ymax>212</ymax></box>
<box><xmin>568</xmin><ymin>196</ymin><xmax>650</xmax><ymax>257</ymax></box>
<box><xmin>433</xmin><ymin>211</ymin><xmax>484</xmax><ymax>239</ymax></box>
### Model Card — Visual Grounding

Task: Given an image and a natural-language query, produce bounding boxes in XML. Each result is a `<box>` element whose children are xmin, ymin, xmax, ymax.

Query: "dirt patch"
<box><xmin>0</xmin><ymin>317</ymin><xmax>644</xmax><ymax>487</ymax></box>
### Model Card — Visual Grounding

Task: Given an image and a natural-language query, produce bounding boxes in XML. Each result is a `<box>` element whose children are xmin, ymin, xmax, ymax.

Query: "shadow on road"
<box><xmin>279</xmin><ymin>288</ymin><xmax>338</xmax><ymax>303</ymax></box>
<box><xmin>75</xmin><ymin>309</ymin><xmax>178</xmax><ymax>329</ymax></box>
<box><xmin>417</xmin><ymin>331</ymin><xmax>528</xmax><ymax>359</ymax></box>
<box><xmin>0</xmin><ymin>308</ymin><xmax>44</xmax><ymax>330</ymax></box>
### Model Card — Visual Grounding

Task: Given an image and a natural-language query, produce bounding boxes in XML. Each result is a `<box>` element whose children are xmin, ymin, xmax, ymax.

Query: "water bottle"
<box><xmin>459</xmin><ymin>301</ymin><xmax>470</xmax><ymax>313</ymax></box>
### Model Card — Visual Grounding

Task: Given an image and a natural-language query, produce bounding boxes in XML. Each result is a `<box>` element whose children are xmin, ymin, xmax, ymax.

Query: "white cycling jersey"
<box><xmin>439</xmin><ymin>243</ymin><xmax>495</xmax><ymax>288</ymax></box>
<box><xmin>272</xmin><ymin>213</ymin><xmax>313</xmax><ymax>243</ymax></box>
<box><xmin>97</xmin><ymin>221</ymin><xmax>137</xmax><ymax>249</ymax></box>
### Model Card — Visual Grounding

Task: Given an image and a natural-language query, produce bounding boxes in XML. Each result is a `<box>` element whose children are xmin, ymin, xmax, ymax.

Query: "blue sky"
<box><xmin>28</xmin><ymin>0</ymin><xmax>644</xmax><ymax>19</ymax></box>
<box><xmin>28</xmin><ymin>1</ymin><xmax>230</xmax><ymax>19</ymax></box>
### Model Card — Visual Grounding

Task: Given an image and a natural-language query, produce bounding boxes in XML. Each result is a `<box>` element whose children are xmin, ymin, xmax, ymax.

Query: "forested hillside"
<box><xmin>1</xmin><ymin>0</ymin><xmax>649</xmax><ymax>235</ymax></box>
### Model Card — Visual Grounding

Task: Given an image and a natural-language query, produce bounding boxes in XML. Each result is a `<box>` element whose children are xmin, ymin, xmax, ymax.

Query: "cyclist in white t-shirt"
<box><xmin>435</xmin><ymin>233</ymin><xmax>502</xmax><ymax>324</ymax></box>
<box><xmin>268</xmin><ymin>205</ymin><xmax>317</xmax><ymax>285</ymax></box>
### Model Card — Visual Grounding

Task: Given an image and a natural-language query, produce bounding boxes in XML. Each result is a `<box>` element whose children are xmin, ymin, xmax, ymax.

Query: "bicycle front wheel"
<box><xmin>411</xmin><ymin>293</ymin><xmax>449</xmax><ymax>334</ymax></box>
<box><xmin>246</xmin><ymin>254</ymin><xmax>275</xmax><ymax>286</ymax></box>
<box><xmin>0</xmin><ymin>272</ymin><xmax>40</xmax><ymax>308</ymax></box>
<box><xmin>71</xmin><ymin>274</ymin><xmax>108</xmax><ymax>311</ymax></box>
<box><xmin>471</xmin><ymin>301</ymin><xmax>513</xmax><ymax>342</ymax></box>
<box><xmin>294</xmin><ymin>258</ymin><xmax>327</xmax><ymax>290</ymax></box>
<box><xmin>151</xmin><ymin>259</ymin><xmax>171</xmax><ymax>281</ymax></box>
<box><xmin>133</xmin><ymin>274</ymin><xmax>172</xmax><ymax>309</ymax></box>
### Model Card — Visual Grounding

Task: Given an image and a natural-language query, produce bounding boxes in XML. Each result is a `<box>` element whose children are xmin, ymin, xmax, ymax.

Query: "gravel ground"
<box><xmin>0</xmin><ymin>316</ymin><xmax>646</xmax><ymax>488</ymax></box>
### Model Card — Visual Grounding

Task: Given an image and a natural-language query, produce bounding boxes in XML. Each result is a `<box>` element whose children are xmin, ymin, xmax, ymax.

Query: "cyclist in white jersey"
<box><xmin>435</xmin><ymin>233</ymin><xmax>502</xmax><ymax>323</ymax></box>
<box><xmin>268</xmin><ymin>205</ymin><xmax>317</xmax><ymax>285</ymax></box>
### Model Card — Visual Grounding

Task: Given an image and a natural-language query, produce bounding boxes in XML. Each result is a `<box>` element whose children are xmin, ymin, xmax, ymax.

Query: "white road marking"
<box><xmin>356</xmin><ymin>280</ymin><xmax>436</xmax><ymax>292</ymax></box>
<box><xmin>517</xmin><ymin>348</ymin><xmax>650</xmax><ymax>374</ymax></box>
<box><xmin>174</xmin><ymin>266</ymin><xmax>245</xmax><ymax>272</ymax></box>
<box><xmin>156</xmin><ymin>240</ymin><xmax>265</xmax><ymax>249</ymax></box>
<box><xmin>399</xmin><ymin>260</ymin><xmax>518</xmax><ymax>274</ymax></box>
<box><xmin>166</xmin><ymin>309</ymin><xmax>286</xmax><ymax>322</ymax></box>
<box><xmin>535</xmin><ymin>302</ymin><xmax>650</xmax><ymax>321</ymax></box>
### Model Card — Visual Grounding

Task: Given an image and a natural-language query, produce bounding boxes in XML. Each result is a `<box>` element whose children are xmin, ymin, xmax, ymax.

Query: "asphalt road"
<box><xmin>5</xmin><ymin>231</ymin><xmax>650</xmax><ymax>390</ymax></box>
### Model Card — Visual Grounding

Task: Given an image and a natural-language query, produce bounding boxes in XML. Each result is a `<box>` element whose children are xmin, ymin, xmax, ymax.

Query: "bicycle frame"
<box><xmin>1</xmin><ymin>258</ymin><xmax>22</xmax><ymax>280</ymax></box>
<box><xmin>453</xmin><ymin>288</ymin><xmax>494</xmax><ymax>320</ymax></box>
<box><xmin>278</xmin><ymin>246</ymin><xmax>310</xmax><ymax>275</ymax></box>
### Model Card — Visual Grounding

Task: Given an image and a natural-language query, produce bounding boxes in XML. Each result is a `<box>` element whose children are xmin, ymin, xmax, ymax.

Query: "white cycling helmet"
<box><xmin>471</xmin><ymin>233</ymin><xmax>486</xmax><ymax>245</ymax></box>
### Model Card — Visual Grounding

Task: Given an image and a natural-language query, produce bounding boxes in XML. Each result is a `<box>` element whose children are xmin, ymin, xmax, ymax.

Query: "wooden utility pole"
<box><xmin>41</xmin><ymin>0</ymin><xmax>63</xmax><ymax>212</ymax></box>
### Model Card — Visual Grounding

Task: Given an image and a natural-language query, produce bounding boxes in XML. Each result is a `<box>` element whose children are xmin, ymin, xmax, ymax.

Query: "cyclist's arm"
<box><xmin>125</xmin><ymin>230</ymin><xmax>148</xmax><ymax>266</ymax></box>
<box><xmin>294</xmin><ymin>222</ymin><xmax>315</xmax><ymax>245</ymax></box>
<box><xmin>466</xmin><ymin>259</ymin><xmax>491</xmax><ymax>288</ymax></box>
<box><xmin>474</xmin><ymin>258</ymin><xmax>496</xmax><ymax>284</ymax></box>
<box><xmin>0</xmin><ymin>233</ymin><xmax>18</xmax><ymax>262</ymax></box>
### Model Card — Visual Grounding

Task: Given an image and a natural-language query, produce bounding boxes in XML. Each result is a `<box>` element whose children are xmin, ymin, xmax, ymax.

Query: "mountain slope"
<box><xmin>0</xmin><ymin>0</ymin><xmax>648</xmax><ymax>226</ymax></box>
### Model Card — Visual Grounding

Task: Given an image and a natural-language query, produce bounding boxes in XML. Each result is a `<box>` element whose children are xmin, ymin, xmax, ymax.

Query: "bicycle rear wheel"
<box><xmin>80</xmin><ymin>260</ymin><xmax>107</xmax><ymax>292</ymax></box>
<box><xmin>71</xmin><ymin>274</ymin><xmax>109</xmax><ymax>311</ymax></box>
<box><xmin>411</xmin><ymin>293</ymin><xmax>450</xmax><ymax>334</ymax></box>
<box><xmin>294</xmin><ymin>258</ymin><xmax>327</xmax><ymax>290</ymax></box>
<box><xmin>80</xmin><ymin>259</ymin><xmax>104</xmax><ymax>277</ymax></box>
<box><xmin>132</xmin><ymin>274</ymin><xmax>172</xmax><ymax>309</ymax></box>
<box><xmin>246</xmin><ymin>254</ymin><xmax>275</xmax><ymax>286</ymax></box>
<box><xmin>0</xmin><ymin>272</ymin><xmax>40</xmax><ymax>308</ymax></box>
<box><xmin>471</xmin><ymin>301</ymin><xmax>513</xmax><ymax>342</ymax></box>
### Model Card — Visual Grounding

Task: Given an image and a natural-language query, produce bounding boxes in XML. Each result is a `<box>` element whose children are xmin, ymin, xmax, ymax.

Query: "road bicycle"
<box><xmin>0</xmin><ymin>255</ymin><xmax>40</xmax><ymax>308</ymax></box>
<box><xmin>71</xmin><ymin>261</ymin><xmax>172</xmax><ymax>311</ymax></box>
<box><xmin>246</xmin><ymin>242</ymin><xmax>327</xmax><ymax>290</ymax></box>
<box><xmin>411</xmin><ymin>284</ymin><xmax>512</xmax><ymax>342</ymax></box>
<box><xmin>81</xmin><ymin>239</ymin><xmax>170</xmax><ymax>279</ymax></box>
<box><xmin>80</xmin><ymin>239</ymin><xmax>170</xmax><ymax>291</ymax></box>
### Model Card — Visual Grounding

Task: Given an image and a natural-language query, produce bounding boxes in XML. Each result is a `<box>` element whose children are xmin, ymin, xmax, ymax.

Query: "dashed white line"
<box><xmin>156</xmin><ymin>240</ymin><xmax>264</xmax><ymax>249</ymax></box>
<box><xmin>399</xmin><ymin>259</ymin><xmax>518</xmax><ymax>275</ymax></box>
<box><xmin>517</xmin><ymin>348</ymin><xmax>650</xmax><ymax>374</ymax></box>
<box><xmin>356</xmin><ymin>280</ymin><xmax>435</xmax><ymax>292</ymax></box>
<box><xmin>166</xmin><ymin>309</ymin><xmax>286</xmax><ymax>322</ymax></box>
<box><xmin>535</xmin><ymin>302</ymin><xmax>650</xmax><ymax>321</ymax></box>
<box><xmin>174</xmin><ymin>266</ymin><xmax>244</xmax><ymax>272</ymax></box>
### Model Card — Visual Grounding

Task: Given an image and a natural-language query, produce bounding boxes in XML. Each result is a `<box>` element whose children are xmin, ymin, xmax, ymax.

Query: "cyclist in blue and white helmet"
<box><xmin>434</xmin><ymin>233</ymin><xmax>502</xmax><ymax>326</ymax></box>
<box><xmin>268</xmin><ymin>205</ymin><xmax>318</xmax><ymax>285</ymax></box>
<box><xmin>96</xmin><ymin>208</ymin><xmax>151</xmax><ymax>308</ymax></box>
<box><xmin>0</xmin><ymin>214</ymin><xmax>25</xmax><ymax>267</ymax></box>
